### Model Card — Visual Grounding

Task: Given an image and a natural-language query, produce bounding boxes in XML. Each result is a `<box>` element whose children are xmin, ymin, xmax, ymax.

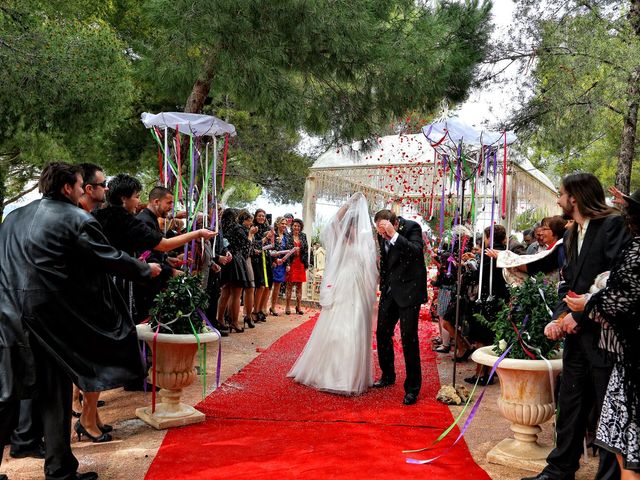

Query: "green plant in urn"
<box><xmin>149</xmin><ymin>274</ymin><xmax>209</xmax><ymax>335</ymax></box>
<box><xmin>476</xmin><ymin>273</ymin><xmax>561</xmax><ymax>360</ymax></box>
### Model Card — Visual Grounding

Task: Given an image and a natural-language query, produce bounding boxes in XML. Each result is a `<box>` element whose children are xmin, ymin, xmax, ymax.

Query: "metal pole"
<box><xmin>451</xmin><ymin>175</ymin><xmax>465</xmax><ymax>388</ymax></box>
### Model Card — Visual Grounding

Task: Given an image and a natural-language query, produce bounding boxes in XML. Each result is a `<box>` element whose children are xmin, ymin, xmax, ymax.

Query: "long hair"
<box><xmin>562</xmin><ymin>173</ymin><xmax>618</xmax><ymax>219</ymax></box>
<box><xmin>562</xmin><ymin>173</ymin><xmax>619</xmax><ymax>260</ymax></box>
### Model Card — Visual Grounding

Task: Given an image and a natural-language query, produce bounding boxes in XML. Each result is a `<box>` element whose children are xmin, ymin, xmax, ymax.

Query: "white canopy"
<box><xmin>422</xmin><ymin>117</ymin><xmax>516</xmax><ymax>147</ymax></box>
<box><xmin>141</xmin><ymin>112</ymin><xmax>236</xmax><ymax>137</ymax></box>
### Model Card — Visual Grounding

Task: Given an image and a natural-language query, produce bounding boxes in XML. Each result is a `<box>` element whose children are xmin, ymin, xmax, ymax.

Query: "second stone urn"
<box><xmin>135</xmin><ymin>324</ymin><xmax>220</xmax><ymax>430</ymax></box>
<box><xmin>471</xmin><ymin>345</ymin><xmax>563</xmax><ymax>472</ymax></box>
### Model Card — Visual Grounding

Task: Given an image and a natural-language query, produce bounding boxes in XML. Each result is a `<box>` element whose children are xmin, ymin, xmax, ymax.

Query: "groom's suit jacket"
<box><xmin>378</xmin><ymin>217</ymin><xmax>427</xmax><ymax>308</ymax></box>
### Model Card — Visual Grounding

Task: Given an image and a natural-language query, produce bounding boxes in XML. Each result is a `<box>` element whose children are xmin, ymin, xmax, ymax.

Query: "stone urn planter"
<box><xmin>471</xmin><ymin>345</ymin><xmax>563</xmax><ymax>472</ymax></box>
<box><xmin>135</xmin><ymin>324</ymin><xmax>220</xmax><ymax>430</ymax></box>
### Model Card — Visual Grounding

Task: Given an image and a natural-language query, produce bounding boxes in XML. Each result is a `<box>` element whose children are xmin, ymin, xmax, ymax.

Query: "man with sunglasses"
<box><xmin>77</xmin><ymin>163</ymin><xmax>108</xmax><ymax>214</ymax></box>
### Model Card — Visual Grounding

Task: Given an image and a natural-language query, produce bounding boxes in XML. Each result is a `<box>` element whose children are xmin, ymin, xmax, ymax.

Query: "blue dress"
<box><xmin>272</xmin><ymin>235</ymin><xmax>287</xmax><ymax>283</ymax></box>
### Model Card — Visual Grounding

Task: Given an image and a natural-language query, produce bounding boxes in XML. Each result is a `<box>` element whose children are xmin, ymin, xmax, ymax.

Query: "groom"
<box><xmin>373</xmin><ymin>210</ymin><xmax>427</xmax><ymax>405</ymax></box>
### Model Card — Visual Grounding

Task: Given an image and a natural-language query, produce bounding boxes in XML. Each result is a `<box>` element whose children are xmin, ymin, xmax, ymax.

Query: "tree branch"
<box><xmin>2</xmin><ymin>182</ymin><xmax>39</xmax><ymax>207</ymax></box>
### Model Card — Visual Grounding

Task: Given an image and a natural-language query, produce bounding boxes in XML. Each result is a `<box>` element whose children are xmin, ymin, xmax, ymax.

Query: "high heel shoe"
<box><xmin>243</xmin><ymin>315</ymin><xmax>255</xmax><ymax>328</ymax></box>
<box><xmin>295</xmin><ymin>308</ymin><xmax>304</xmax><ymax>315</ymax></box>
<box><xmin>285</xmin><ymin>309</ymin><xmax>291</xmax><ymax>315</ymax></box>
<box><xmin>98</xmin><ymin>424</ymin><xmax>113</xmax><ymax>434</ymax></box>
<box><xmin>74</xmin><ymin>421</ymin><xmax>112</xmax><ymax>443</ymax></box>
<box><xmin>257</xmin><ymin>312</ymin><xmax>267</xmax><ymax>323</ymax></box>
<box><xmin>269</xmin><ymin>308</ymin><xmax>279</xmax><ymax>317</ymax></box>
<box><xmin>228</xmin><ymin>323</ymin><xmax>245</xmax><ymax>333</ymax></box>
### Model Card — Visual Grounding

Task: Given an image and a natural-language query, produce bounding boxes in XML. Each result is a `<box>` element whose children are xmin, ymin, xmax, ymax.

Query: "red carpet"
<box><xmin>145</xmin><ymin>309</ymin><xmax>490</xmax><ymax>479</ymax></box>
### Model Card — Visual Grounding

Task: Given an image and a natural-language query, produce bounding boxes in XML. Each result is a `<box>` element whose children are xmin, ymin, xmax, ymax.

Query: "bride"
<box><xmin>287</xmin><ymin>192</ymin><xmax>378</xmax><ymax>395</ymax></box>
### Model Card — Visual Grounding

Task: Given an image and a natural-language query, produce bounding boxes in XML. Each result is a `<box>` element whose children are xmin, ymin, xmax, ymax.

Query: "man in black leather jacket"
<box><xmin>0</xmin><ymin>163</ymin><xmax>160</xmax><ymax>480</ymax></box>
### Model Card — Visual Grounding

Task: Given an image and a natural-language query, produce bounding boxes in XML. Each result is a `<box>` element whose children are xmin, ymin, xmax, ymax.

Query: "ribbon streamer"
<box><xmin>405</xmin><ymin>344</ymin><xmax>513</xmax><ymax>464</ymax></box>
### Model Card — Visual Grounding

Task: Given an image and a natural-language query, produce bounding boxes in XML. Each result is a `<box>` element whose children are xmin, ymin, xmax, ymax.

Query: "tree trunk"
<box><xmin>617</xmin><ymin>0</ymin><xmax>640</xmax><ymax>193</ymax></box>
<box><xmin>616</xmin><ymin>66</ymin><xmax>640</xmax><ymax>194</ymax></box>
<box><xmin>184</xmin><ymin>52</ymin><xmax>217</xmax><ymax>114</ymax></box>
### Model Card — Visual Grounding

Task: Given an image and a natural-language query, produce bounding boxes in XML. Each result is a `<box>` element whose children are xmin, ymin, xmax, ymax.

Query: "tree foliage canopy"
<box><xmin>1</xmin><ymin>0</ymin><xmax>493</xmax><ymax>217</ymax></box>
<box><xmin>141</xmin><ymin>0</ymin><xmax>493</xmax><ymax>142</ymax></box>
<box><xmin>504</xmin><ymin>0</ymin><xmax>640</xmax><ymax>191</ymax></box>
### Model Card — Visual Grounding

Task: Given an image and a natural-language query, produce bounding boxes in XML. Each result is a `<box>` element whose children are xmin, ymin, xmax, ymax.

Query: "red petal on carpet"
<box><xmin>145</xmin><ymin>308</ymin><xmax>490</xmax><ymax>479</ymax></box>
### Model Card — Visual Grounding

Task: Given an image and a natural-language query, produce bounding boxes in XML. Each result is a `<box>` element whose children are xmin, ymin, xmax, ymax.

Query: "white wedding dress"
<box><xmin>287</xmin><ymin>194</ymin><xmax>377</xmax><ymax>395</ymax></box>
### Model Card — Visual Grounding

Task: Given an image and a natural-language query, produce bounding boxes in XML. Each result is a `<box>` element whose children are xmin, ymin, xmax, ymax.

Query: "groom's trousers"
<box><xmin>376</xmin><ymin>295</ymin><xmax>421</xmax><ymax>396</ymax></box>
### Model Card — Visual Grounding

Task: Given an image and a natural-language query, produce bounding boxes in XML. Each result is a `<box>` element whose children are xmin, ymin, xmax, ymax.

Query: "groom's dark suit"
<box><xmin>376</xmin><ymin>217</ymin><xmax>427</xmax><ymax>396</ymax></box>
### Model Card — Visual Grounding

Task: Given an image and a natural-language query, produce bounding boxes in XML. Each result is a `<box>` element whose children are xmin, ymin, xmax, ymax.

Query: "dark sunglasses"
<box><xmin>88</xmin><ymin>181</ymin><xmax>107</xmax><ymax>188</ymax></box>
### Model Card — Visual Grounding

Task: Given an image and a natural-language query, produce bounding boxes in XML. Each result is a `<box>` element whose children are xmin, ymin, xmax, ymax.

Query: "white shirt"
<box><xmin>384</xmin><ymin>232</ymin><xmax>399</xmax><ymax>252</ymax></box>
<box><xmin>577</xmin><ymin>218</ymin><xmax>590</xmax><ymax>255</ymax></box>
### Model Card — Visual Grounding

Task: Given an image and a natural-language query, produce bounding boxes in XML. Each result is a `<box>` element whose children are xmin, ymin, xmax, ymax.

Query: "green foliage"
<box><xmin>141</xmin><ymin>0</ymin><xmax>493</xmax><ymax>143</ymax></box>
<box><xmin>0</xmin><ymin>0</ymin><xmax>137</xmax><ymax>210</ymax></box>
<box><xmin>475</xmin><ymin>273</ymin><xmax>560</xmax><ymax>360</ymax></box>
<box><xmin>149</xmin><ymin>275</ymin><xmax>209</xmax><ymax>334</ymax></box>
<box><xmin>509</xmin><ymin>1</ymin><xmax>640</xmax><ymax>190</ymax></box>
<box><xmin>209</xmin><ymin>105</ymin><xmax>313</xmax><ymax>205</ymax></box>
<box><xmin>514</xmin><ymin>207</ymin><xmax>549</xmax><ymax>232</ymax></box>
<box><xmin>1</xmin><ymin>0</ymin><xmax>493</xmax><ymax>216</ymax></box>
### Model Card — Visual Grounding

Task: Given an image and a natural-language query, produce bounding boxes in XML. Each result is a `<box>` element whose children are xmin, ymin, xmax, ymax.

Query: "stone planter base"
<box><xmin>472</xmin><ymin>345</ymin><xmax>562</xmax><ymax>473</ymax></box>
<box><xmin>487</xmin><ymin>438</ymin><xmax>553</xmax><ymax>472</ymax></box>
<box><xmin>135</xmin><ymin>324</ymin><xmax>219</xmax><ymax>430</ymax></box>
<box><xmin>136</xmin><ymin>391</ymin><xmax>205</xmax><ymax>430</ymax></box>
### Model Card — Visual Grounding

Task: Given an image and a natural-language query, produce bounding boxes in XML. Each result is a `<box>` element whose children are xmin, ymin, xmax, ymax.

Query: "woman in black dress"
<box><xmin>218</xmin><ymin>209</ymin><xmax>256</xmax><ymax>332</ymax></box>
<box><xmin>251</xmin><ymin>209</ymin><xmax>274</xmax><ymax>323</ymax></box>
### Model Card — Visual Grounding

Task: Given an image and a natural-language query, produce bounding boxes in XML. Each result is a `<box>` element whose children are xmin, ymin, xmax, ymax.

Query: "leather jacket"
<box><xmin>0</xmin><ymin>198</ymin><xmax>151</xmax><ymax>401</ymax></box>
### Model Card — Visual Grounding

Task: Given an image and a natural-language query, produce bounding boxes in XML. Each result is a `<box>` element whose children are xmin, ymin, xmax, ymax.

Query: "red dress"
<box><xmin>287</xmin><ymin>239</ymin><xmax>307</xmax><ymax>283</ymax></box>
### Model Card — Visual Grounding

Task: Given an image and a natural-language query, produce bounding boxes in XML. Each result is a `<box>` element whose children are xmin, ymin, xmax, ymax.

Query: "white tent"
<box><xmin>302</xmin><ymin>133</ymin><xmax>559</xmax><ymax>236</ymax></box>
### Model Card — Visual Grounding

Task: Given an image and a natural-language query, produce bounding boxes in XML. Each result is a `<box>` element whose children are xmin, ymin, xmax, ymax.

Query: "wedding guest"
<box><xmin>237</xmin><ymin>210</ymin><xmax>258</xmax><ymax>328</ymax></box>
<box><xmin>285</xmin><ymin>218</ymin><xmax>309</xmax><ymax>315</ymax></box>
<box><xmin>284</xmin><ymin>213</ymin><xmax>294</xmax><ymax>233</ymax></box>
<box><xmin>204</xmin><ymin>206</ymin><xmax>232</xmax><ymax>336</ymax></box>
<box><xmin>0</xmin><ymin>162</ymin><xmax>160</xmax><ymax>480</ymax></box>
<box><xmin>269</xmin><ymin>217</ymin><xmax>288</xmax><ymax>316</ymax></box>
<box><xmin>465</xmin><ymin>225</ymin><xmax>509</xmax><ymax>386</ymax></box>
<box><xmin>70</xmin><ymin>163</ymin><xmax>112</xmax><ymax>446</ymax></box>
<box><xmin>564</xmin><ymin>187</ymin><xmax>640</xmax><ymax>479</ymax></box>
<box><xmin>526</xmin><ymin>224</ymin><xmax>545</xmax><ymax>254</ymax></box>
<box><xmin>251</xmin><ymin>209</ymin><xmax>274</xmax><ymax>323</ymax></box>
<box><xmin>218</xmin><ymin>209</ymin><xmax>255</xmax><ymax>332</ymax></box>
<box><xmin>523</xmin><ymin>173</ymin><xmax>630</xmax><ymax>480</ymax></box>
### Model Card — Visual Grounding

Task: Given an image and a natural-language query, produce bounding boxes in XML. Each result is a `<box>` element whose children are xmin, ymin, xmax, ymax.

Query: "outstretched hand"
<box><xmin>608</xmin><ymin>186</ymin><xmax>628</xmax><ymax>207</ymax></box>
<box><xmin>198</xmin><ymin>229</ymin><xmax>217</xmax><ymax>240</ymax></box>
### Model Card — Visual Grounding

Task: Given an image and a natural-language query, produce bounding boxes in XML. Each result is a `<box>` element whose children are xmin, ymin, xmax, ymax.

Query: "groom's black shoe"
<box><xmin>372</xmin><ymin>377</ymin><xmax>395</xmax><ymax>388</ymax></box>
<box><xmin>403</xmin><ymin>393</ymin><xmax>418</xmax><ymax>405</ymax></box>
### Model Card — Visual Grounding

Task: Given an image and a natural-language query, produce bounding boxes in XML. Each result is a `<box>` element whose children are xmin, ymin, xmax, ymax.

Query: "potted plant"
<box><xmin>135</xmin><ymin>274</ymin><xmax>220</xmax><ymax>429</ymax></box>
<box><xmin>471</xmin><ymin>273</ymin><xmax>563</xmax><ymax>471</ymax></box>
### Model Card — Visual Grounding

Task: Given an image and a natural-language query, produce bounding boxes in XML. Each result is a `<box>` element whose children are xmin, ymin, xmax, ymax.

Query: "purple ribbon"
<box><xmin>406</xmin><ymin>344</ymin><xmax>513</xmax><ymax>465</ymax></box>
